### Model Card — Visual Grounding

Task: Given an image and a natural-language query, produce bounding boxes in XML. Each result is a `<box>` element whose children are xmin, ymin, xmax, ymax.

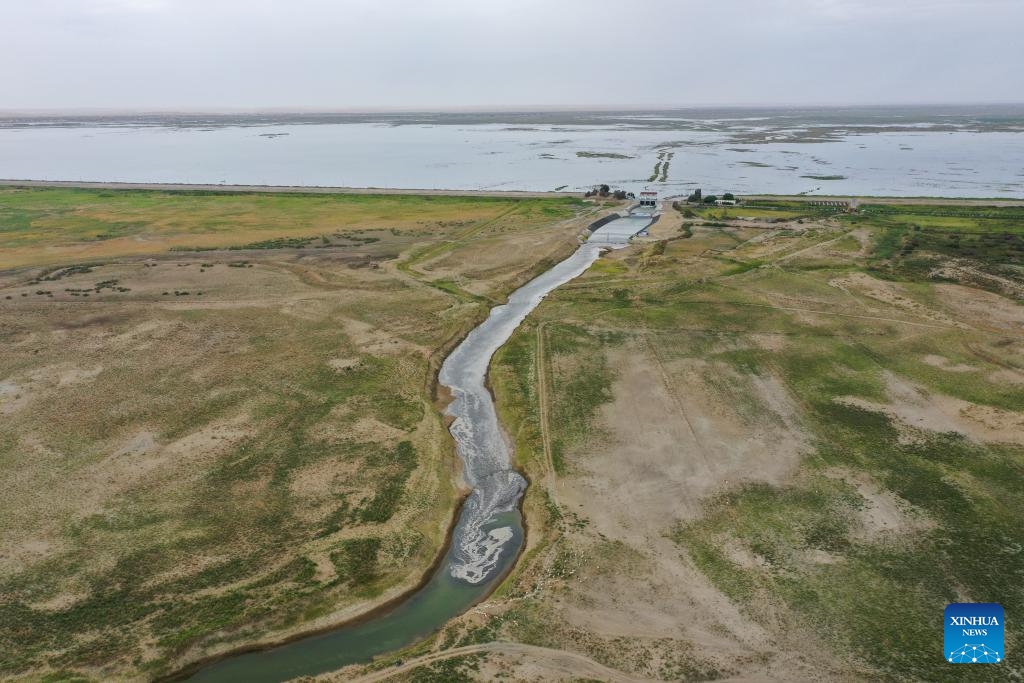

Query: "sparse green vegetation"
<box><xmin>331</xmin><ymin>538</ymin><xmax>383</xmax><ymax>589</ymax></box>
<box><xmin>235</xmin><ymin>235</ymin><xmax>320</xmax><ymax>249</ymax></box>
<box><xmin>0</xmin><ymin>186</ymin><xmax>586</xmax><ymax>269</ymax></box>
<box><xmin>486</xmin><ymin>197</ymin><xmax>1024</xmax><ymax>682</ymax></box>
<box><xmin>677</xmin><ymin>382</ymin><xmax>1024</xmax><ymax>681</ymax></box>
<box><xmin>854</xmin><ymin>203</ymin><xmax>1024</xmax><ymax>266</ymax></box>
<box><xmin>407</xmin><ymin>653</ymin><xmax>483</xmax><ymax>682</ymax></box>
<box><xmin>491</xmin><ymin>327</ymin><xmax>543</xmax><ymax>472</ymax></box>
<box><xmin>544</xmin><ymin>325</ymin><xmax>619</xmax><ymax>473</ymax></box>
<box><xmin>357</xmin><ymin>441</ymin><xmax>419</xmax><ymax>523</ymax></box>
<box><xmin>0</xmin><ymin>187</ymin><xmax>591</xmax><ymax>680</ymax></box>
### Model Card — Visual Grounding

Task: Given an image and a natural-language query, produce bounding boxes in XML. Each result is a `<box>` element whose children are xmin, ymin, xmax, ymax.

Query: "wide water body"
<box><xmin>181</xmin><ymin>219</ymin><xmax>645</xmax><ymax>682</ymax></box>
<box><xmin>2</xmin><ymin>107</ymin><xmax>1023</xmax><ymax>197</ymax></box>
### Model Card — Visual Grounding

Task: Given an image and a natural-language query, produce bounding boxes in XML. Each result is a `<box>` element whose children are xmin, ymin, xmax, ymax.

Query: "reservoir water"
<box><xmin>2</xmin><ymin>107</ymin><xmax>1022</xmax><ymax>198</ymax></box>
<box><xmin>180</xmin><ymin>217</ymin><xmax>647</xmax><ymax>682</ymax></box>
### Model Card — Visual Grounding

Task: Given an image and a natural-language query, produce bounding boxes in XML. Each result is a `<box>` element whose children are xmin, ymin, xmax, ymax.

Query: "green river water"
<box><xmin>182</xmin><ymin>512</ymin><xmax>522</xmax><ymax>682</ymax></box>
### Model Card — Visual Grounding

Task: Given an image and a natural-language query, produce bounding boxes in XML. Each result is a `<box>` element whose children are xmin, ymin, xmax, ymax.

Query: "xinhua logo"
<box><xmin>945</xmin><ymin>603</ymin><xmax>1004</xmax><ymax>664</ymax></box>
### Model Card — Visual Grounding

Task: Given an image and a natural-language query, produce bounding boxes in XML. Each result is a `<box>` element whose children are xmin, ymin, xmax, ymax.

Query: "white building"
<box><xmin>639</xmin><ymin>191</ymin><xmax>658</xmax><ymax>208</ymax></box>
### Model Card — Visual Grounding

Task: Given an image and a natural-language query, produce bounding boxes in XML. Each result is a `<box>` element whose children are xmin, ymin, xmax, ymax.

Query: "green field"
<box><xmin>848</xmin><ymin>204</ymin><xmax>1024</xmax><ymax>265</ymax></box>
<box><xmin>0</xmin><ymin>187</ymin><xmax>585</xmax><ymax>269</ymax></box>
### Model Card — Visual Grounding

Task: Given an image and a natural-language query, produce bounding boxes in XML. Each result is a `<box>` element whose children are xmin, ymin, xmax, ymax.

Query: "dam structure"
<box><xmin>589</xmin><ymin>203</ymin><xmax>659</xmax><ymax>244</ymax></box>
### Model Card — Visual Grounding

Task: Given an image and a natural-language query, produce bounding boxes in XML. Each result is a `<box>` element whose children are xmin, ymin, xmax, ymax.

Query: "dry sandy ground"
<box><xmin>837</xmin><ymin>370</ymin><xmax>1024</xmax><ymax>446</ymax></box>
<box><xmin>566</xmin><ymin>341</ymin><xmax>807</xmax><ymax>524</ymax></box>
<box><xmin>533</xmin><ymin>339</ymin><xmax>840</xmax><ymax>682</ymax></box>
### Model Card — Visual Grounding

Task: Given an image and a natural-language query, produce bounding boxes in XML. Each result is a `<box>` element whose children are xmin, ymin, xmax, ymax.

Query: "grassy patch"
<box><xmin>331</xmin><ymin>538</ymin><xmax>383</xmax><ymax>589</ymax></box>
<box><xmin>545</xmin><ymin>324</ymin><xmax>620</xmax><ymax>472</ymax></box>
<box><xmin>718</xmin><ymin>258</ymin><xmax>765</xmax><ymax>277</ymax></box>
<box><xmin>491</xmin><ymin>325</ymin><xmax>543</xmax><ymax>471</ymax></box>
<box><xmin>852</xmin><ymin>203</ymin><xmax>1024</xmax><ymax>266</ymax></box>
<box><xmin>356</xmin><ymin>442</ymin><xmax>418</xmax><ymax>523</ymax></box>
<box><xmin>0</xmin><ymin>187</ymin><xmax>585</xmax><ymax>269</ymax></box>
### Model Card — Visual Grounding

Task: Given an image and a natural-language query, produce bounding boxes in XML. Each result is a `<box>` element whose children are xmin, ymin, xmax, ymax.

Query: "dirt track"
<box><xmin>346</xmin><ymin>642</ymin><xmax>662</xmax><ymax>683</ymax></box>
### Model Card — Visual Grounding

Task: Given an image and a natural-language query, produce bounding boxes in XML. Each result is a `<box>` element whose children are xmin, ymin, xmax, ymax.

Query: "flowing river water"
<box><xmin>180</xmin><ymin>214</ymin><xmax>649</xmax><ymax>682</ymax></box>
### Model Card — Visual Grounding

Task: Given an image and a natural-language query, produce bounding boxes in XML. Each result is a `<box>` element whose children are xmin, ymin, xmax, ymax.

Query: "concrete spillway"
<box><xmin>589</xmin><ymin>212</ymin><xmax>656</xmax><ymax>244</ymax></box>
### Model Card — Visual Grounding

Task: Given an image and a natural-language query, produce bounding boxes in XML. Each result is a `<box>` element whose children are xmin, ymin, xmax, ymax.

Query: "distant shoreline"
<box><xmin>2</xmin><ymin>179</ymin><xmax>1022</xmax><ymax>205</ymax></box>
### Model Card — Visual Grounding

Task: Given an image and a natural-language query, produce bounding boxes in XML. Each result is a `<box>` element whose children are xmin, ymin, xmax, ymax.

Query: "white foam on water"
<box><xmin>451</xmin><ymin>525</ymin><xmax>516</xmax><ymax>584</ymax></box>
<box><xmin>440</xmin><ymin>227</ymin><xmax>641</xmax><ymax>585</ymax></box>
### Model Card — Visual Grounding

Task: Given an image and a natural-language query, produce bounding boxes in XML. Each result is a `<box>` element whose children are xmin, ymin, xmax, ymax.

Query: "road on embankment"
<box><xmin>743</xmin><ymin>194</ymin><xmax>1024</xmax><ymax>207</ymax></box>
<box><xmin>0</xmin><ymin>179</ymin><xmax>579</xmax><ymax>198</ymax></box>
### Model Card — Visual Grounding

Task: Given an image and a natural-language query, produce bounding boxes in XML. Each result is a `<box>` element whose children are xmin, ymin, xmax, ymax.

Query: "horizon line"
<box><xmin>2</xmin><ymin>102</ymin><xmax>1024</xmax><ymax>117</ymax></box>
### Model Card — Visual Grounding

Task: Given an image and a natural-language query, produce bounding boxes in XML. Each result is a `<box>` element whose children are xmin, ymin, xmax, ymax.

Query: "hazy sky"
<box><xmin>4</xmin><ymin>0</ymin><xmax>1023</xmax><ymax>110</ymax></box>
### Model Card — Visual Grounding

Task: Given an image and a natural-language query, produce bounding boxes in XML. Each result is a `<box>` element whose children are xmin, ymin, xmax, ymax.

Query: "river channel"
<box><xmin>181</xmin><ymin>214</ymin><xmax>650</xmax><ymax>682</ymax></box>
